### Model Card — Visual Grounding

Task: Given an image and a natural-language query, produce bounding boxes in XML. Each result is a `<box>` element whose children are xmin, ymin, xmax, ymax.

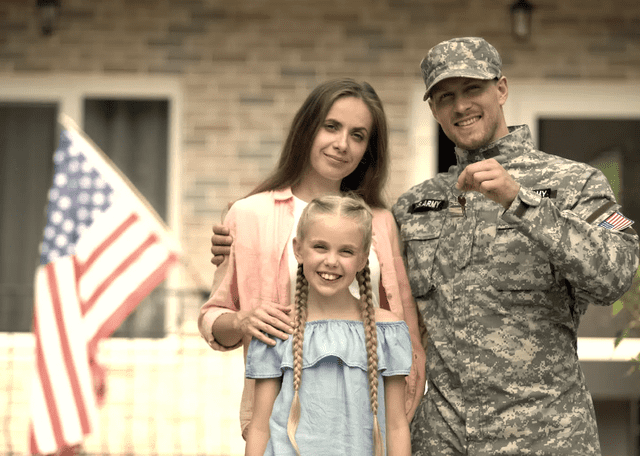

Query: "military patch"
<box><xmin>410</xmin><ymin>199</ymin><xmax>447</xmax><ymax>213</ymax></box>
<box><xmin>532</xmin><ymin>188</ymin><xmax>557</xmax><ymax>198</ymax></box>
<box><xmin>598</xmin><ymin>212</ymin><xmax>634</xmax><ymax>231</ymax></box>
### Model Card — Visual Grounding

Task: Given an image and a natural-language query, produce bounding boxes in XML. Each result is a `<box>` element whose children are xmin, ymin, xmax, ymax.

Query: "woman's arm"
<box><xmin>384</xmin><ymin>375</ymin><xmax>411</xmax><ymax>456</ymax></box>
<box><xmin>199</xmin><ymin>204</ymin><xmax>293</xmax><ymax>349</ymax></box>
<box><xmin>245</xmin><ymin>377</ymin><xmax>281</xmax><ymax>456</ymax></box>
<box><xmin>384</xmin><ymin>210</ymin><xmax>427</xmax><ymax>420</ymax></box>
<box><xmin>198</xmin><ymin>208</ymin><xmax>245</xmax><ymax>350</ymax></box>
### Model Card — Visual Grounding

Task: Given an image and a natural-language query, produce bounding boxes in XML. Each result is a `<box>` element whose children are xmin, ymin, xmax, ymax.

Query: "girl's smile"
<box><xmin>318</xmin><ymin>271</ymin><xmax>341</xmax><ymax>281</ymax></box>
<box><xmin>293</xmin><ymin>214</ymin><xmax>368</xmax><ymax>302</ymax></box>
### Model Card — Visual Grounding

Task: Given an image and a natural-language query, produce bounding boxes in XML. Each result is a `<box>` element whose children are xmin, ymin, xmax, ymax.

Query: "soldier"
<box><xmin>393</xmin><ymin>37</ymin><xmax>640</xmax><ymax>455</ymax></box>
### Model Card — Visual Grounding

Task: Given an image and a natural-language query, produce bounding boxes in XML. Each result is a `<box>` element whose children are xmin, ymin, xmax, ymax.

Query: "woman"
<box><xmin>198</xmin><ymin>78</ymin><xmax>426</xmax><ymax>439</ymax></box>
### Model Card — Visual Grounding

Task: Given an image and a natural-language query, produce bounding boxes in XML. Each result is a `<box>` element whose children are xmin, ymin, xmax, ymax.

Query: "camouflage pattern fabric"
<box><xmin>420</xmin><ymin>37</ymin><xmax>502</xmax><ymax>101</ymax></box>
<box><xmin>393</xmin><ymin>125</ymin><xmax>640</xmax><ymax>455</ymax></box>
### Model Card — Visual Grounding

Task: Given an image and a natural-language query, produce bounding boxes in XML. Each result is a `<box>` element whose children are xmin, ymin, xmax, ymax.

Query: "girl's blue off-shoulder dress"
<box><xmin>245</xmin><ymin>319</ymin><xmax>412</xmax><ymax>456</ymax></box>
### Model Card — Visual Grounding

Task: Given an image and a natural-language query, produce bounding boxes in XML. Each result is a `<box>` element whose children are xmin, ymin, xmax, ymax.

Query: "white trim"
<box><xmin>503</xmin><ymin>80</ymin><xmax>640</xmax><ymax>148</ymax></box>
<box><xmin>409</xmin><ymin>84</ymin><xmax>438</xmax><ymax>186</ymax></box>
<box><xmin>578</xmin><ymin>337</ymin><xmax>640</xmax><ymax>362</ymax></box>
<box><xmin>0</xmin><ymin>74</ymin><xmax>184</xmax><ymax>335</ymax></box>
<box><xmin>0</xmin><ymin>332</ymin><xmax>213</xmax><ymax>365</ymax></box>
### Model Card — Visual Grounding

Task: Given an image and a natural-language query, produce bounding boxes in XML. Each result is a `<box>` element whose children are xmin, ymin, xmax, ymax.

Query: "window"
<box><xmin>84</xmin><ymin>98</ymin><xmax>170</xmax><ymax>338</ymax></box>
<box><xmin>0</xmin><ymin>103</ymin><xmax>57</xmax><ymax>332</ymax></box>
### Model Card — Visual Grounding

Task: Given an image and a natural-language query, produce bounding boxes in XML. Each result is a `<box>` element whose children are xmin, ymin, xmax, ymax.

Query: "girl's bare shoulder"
<box><xmin>375</xmin><ymin>307</ymin><xmax>402</xmax><ymax>323</ymax></box>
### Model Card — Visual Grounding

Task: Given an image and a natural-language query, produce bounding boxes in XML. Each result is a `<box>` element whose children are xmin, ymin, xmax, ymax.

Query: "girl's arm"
<box><xmin>245</xmin><ymin>377</ymin><xmax>281</xmax><ymax>456</ymax></box>
<box><xmin>384</xmin><ymin>375</ymin><xmax>411</xmax><ymax>456</ymax></box>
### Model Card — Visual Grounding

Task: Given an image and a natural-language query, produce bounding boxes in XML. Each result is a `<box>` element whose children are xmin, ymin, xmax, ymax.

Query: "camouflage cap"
<box><xmin>421</xmin><ymin>37</ymin><xmax>502</xmax><ymax>101</ymax></box>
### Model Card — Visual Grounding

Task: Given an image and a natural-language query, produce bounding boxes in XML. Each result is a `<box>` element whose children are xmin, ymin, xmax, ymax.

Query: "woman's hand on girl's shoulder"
<box><xmin>375</xmin><ymin>307</ymin><xmax>402</xmax><ymax>322</ymax></box>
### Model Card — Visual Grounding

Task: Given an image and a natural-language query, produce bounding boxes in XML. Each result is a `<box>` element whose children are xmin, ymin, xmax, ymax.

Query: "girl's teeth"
<box><xmin>319</xmin><ymin>272</ymin><xmax>339</xmax><ymax>280</ymax></box>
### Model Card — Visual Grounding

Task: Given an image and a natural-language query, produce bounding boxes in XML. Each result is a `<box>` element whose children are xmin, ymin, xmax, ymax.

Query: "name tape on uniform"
<box><xmin>410</xmin><ymin>199</ymin><xmax>447</xmax><ymax>213</ymax></box>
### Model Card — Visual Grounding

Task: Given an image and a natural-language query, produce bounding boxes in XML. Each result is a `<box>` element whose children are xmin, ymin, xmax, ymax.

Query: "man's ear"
<box><xmin>428</xmin><ymin>97</ymin><xmax>438</xmax><ymax>120</ymax></box>
<box><xmin>292</xmin><ymin>237</ymin><xmax>303</xmax><ymax>264</ymax></box>
<box><xmin>496</xmin><ymin>76</ymin><xmax>509</xmax><ymax>106</ymax></box>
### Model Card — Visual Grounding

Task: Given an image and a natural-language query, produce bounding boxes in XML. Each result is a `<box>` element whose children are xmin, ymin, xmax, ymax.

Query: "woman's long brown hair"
<box><xmin>246</xmin><ymin>78</ymin><xmax>389</xmax><ymax>209</ymax></box>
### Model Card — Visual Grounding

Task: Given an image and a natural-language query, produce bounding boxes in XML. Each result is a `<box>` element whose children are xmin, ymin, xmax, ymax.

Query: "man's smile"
<box><xmin>456</xmin><ymin>116</ymin><xmax>481</xmax><ymax>127</ymax></box>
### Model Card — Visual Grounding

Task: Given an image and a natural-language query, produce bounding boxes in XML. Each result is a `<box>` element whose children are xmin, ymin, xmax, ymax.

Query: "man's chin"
<box><xmin>454</xmin><ymin>135</ymin><xmax>488</xmax><ymax>151</ymax></box>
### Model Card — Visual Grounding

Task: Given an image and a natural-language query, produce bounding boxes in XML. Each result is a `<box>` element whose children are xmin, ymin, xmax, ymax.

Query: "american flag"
<box><xmin>30</xmin><ymin>115</ymin><xmax>180</xmax><ymax>455</ymax></box>
<box><xmin>598</xmin><ymin>211</ymin><xmax>634</xmax><ymax>232</ymax></box>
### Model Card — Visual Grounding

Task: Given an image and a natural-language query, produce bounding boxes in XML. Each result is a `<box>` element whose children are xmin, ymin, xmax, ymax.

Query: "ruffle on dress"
<box><xmin>245</xmin><ymin>320</ymin><xmax>412</xmax><ymax>379</ymax></box>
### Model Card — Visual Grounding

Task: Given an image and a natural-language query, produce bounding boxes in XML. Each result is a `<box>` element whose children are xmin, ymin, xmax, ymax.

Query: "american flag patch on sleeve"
<box><xmin>598</xmin><ymin>212</ymin><xmax>634</xmax><ymax>231</ymax></box>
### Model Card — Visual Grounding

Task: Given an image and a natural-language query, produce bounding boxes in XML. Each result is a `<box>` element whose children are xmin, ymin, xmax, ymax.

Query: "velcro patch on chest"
<box><xmin>409</xmin><ymin>199</ymin><xmax>447</xmax><ymax>213</ymax></box>
<box><xmin>532</xmin><ymin>188</ymin><xmax>557</xmax><ymax>198</ymax></box>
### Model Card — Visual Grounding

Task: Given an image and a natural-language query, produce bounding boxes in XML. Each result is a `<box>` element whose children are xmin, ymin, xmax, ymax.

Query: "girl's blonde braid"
<box><xmin>287</xmin><ymin>263</ymin><xmax>308</xmax><ymax>456</ymax></box>
<box><xmin>357</xmin><ymin>262</ymin><xmax>383</xmax><ymax>456</ymax></box>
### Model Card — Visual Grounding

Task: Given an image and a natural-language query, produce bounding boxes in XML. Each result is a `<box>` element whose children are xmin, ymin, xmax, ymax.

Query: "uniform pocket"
<box><xmin>400</xmin><ymin>222</ymin><xmax>442</xmax><ymax>297</ymax></box>
<box><xmin>490</xmin><ymin>222</ymin><xmax>553</xmax><ymax>291</ymax></box>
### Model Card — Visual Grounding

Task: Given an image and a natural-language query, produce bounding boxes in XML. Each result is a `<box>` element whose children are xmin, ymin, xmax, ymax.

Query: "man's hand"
<box><xmin>457</xmin><ymin>158</ymin><xmax>520</xmax><ymax>209</ymax></box>
<box><xmin>211</xmin><ymin>224</ymin><xmax>232</xmax><ymax>266</ymax></box>
<box><xmin>211</xmin><ymin>201</ymin><xmax>236</xmax><ymax>266</ymax></box>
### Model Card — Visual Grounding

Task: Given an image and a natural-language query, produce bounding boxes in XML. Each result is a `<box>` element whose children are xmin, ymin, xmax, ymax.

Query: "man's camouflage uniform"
<box><xmin>393</xmin><ymin>125</ymin><xmax>640</xmax><ymax>455</ymax></box>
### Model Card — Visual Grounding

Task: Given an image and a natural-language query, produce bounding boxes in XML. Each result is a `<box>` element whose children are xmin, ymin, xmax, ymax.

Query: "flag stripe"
<box><xmin>91</xmin><ymin>252</ymin><xmax>178</xmax><ymax>346</ymax></box>
<box><xmin>30</xmin><ymin>381</ymin><xmax>54</xmax><ymax>455</ymax></box>
<box><xmin>32</xmin><ymin>259</ymin><xmax>92</xmax><ymax>453</ymax></box>
<box><xmin>82</xmin><ymin>232</ymin><xmax>157</xmax><ymax>313</ymax></box>
<box><xmin>78</xmin><ymin>209</ymin><xmax>152</xmax><ymax>308</ymax></box>
<box><xmin>29</xmin><ymin>422</ymin><xmax>39</xmax><ymax>455</ymax></box>
<box><xmin>84</xmin><ymin>241</ymin><xmax>174</xmax><ymax>342</ymax></box>
<box><xmin>46</xmin><ymin>264</ymin><xmax>93</xmax><ymax>436</ymax></box>
<box><xmin>37</xmin><ymin>263</ymin><xmax>83</xmax><ymax>449</ymax></box>
<box><xmin>76</xmin><ymin>212</ymin><xmax>139</xmax><ymax>281</ymax></box>
<box><xmin>32</xmin><ymin>309</ymin><xmax>65</xmax><ymax>452</ymax></box>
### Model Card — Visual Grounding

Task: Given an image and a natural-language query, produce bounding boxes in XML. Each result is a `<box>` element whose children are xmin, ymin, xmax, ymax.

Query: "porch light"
<box><xmin>510</xmin><ymin>0</ymin><xmax>534</xmax><ymax>42</ymax></box>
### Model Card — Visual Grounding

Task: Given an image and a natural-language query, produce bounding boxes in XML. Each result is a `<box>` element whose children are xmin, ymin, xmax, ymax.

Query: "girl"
<box><xmin>244</xmin><ymin>195</ymin><xmax>412</xmax><ymax>456</ymax></box>
<box><xmin>199</xmin><ymin>78</ymin><xmax>426</xmax><ymax>439</ymax></box>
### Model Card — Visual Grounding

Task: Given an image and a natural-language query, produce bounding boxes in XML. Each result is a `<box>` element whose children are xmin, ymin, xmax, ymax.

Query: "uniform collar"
<box><xmin>454</xmin><ymin>125</ymin><xmax>535</xmax><ymax>169</ymax></box>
